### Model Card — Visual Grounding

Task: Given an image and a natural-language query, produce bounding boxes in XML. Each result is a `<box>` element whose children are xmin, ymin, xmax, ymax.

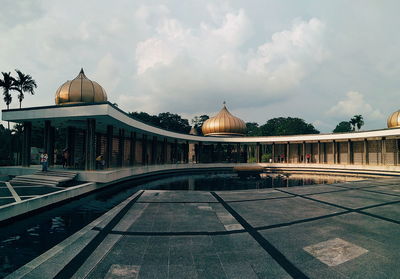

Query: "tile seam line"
<box><xmin>5</xmin><ymin>182</ymin><xmax>21</xmax><ymax>202</ymax></box>
<box><xmin>53</xmin><ymin>190</ymin><xmax>144</xmax><ymax>279</ymax></box>
<box><xmin>275</xmin><ymin>189</ymin><xmax>400</xmax><ymax>225</ymax></box>
<box><xmin>211</xmin><ymin>191</ymin><xmax>309</xmax><ymax>279</ymax></box>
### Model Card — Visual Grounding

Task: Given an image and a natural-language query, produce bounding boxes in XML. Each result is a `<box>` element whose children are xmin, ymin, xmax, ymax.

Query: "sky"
<box><xmin>1</xmin><ymin>0</ymin><xmax>399</xmax><ymax>132</ymax></box>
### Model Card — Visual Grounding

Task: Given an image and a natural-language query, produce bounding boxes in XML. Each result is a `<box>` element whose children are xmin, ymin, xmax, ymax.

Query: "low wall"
<box><xmin>0</xmin><ymin>182</ymin><xmax>96</xmax><ymax>223</ymax></box>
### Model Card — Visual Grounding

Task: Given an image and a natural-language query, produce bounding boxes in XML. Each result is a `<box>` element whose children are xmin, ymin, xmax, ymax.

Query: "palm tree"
<box><xmin>0</xmin><ymin>72</ymin><xmax>15</xmax><ymax>110</ymax></box>
<box><xmin>0</xmin><ymin>72</ymin><xmax>16</xmax><ymax>129</ymax></box>
<box><xmin>350</xmin><ymin>115</ymin><xmax>364</xmax><ymax>131</ymax></box>
<box><xmin>14</xmin><ymin>69</ymin><xmax>37</xmax><ymax>108</ymax></box>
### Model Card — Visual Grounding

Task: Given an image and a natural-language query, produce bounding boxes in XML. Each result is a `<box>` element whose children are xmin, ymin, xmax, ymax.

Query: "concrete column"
<box><xmin>118</xmin><ymin>129</ymin><xmax>125</xmax><ymax>167</ymax></box>
<box><xmin>236</xmin><ymin>143</ymin><xmax>241</xmax><ymax>163</ymax></box>
<box><xmin>302</xmin><ymin>142</ymin><xmax>306</xmax><ymax>164</ymax></box>
<box><xmin>49</xmin><ymin>126</ymin><xmax>55</xmax><ymax>166</ymax></box>
<box><xmin>43</xmin><ymin>121</ymin><xmax>55</xmax><ymax>165</ymax></box>
<box><xmin>381</xmin><ymin>137</ymin><xmax>386</xmax><ymax>165</ymax></box>
<box><xmin>22</xmin><ymin>121</ymin><xmax>32</xmax><ymax>167</ymax></box>
<box><xmin>66</xmin><ymin>126</ymin><xmax>75</xmax><ymax>167</ymax></box>
<box><xmin>44</xmin><ymin>120</ymin><xmax>50</xmax><ymax>154</ymax></box>
<box><xmin>309</xmin><ymin>143</ymin><xmax>313</xmax><ymax>163</ymax></box>
<box><xmin>256</xmin><ymin>143</ymin><xmax>261</xmax><ymax>163</ymax></box>
<box><xmin>347</xmin><ymin>140</ymin><xmax>352</xmax><ymax>165</ymax></box>
<box><xmin>85</xmin><ymin>119</ymin><xmax>96</xmax><ymax>170</ymax></box>
<box><xmin>173</xmin><ymin>139</ymin><xmax>178</xmax><ymax>163</ymax></box>
<box><xmin>129</xmin><ymin>132</ymin><xmax>136</xmax><ymax>166</ymax></box>
<box><xmin>332</xmin><ymin>141</ymin><xmax>336</xmax><ymax>164</ymax></box>
<box><xmin>317</xmin><ymin>141</ymin><xmax>320</xmax><ymax>163</ymax></box>
<box><xmin>161</xmin><ymin>138</ymin><xmax>167</xmax><ymax>163</ymax></box>
<box><xmin>363</xmin><ymin>139</ymin><xmax>368</xmax><ymax>165</ymax></box>
<box><xmin>197</xmin><ymin>142</ymin><xmax>202</xmax><ymax>163</ymax></box>
<box><xmin>272</xmin><ymin>143</ymin><xmax>275</xmax><ymax>163</ymax></box>
<box><xmin>184</xmin><ymin>141</ymin><xmax>189</xmax><ymax>163</ymax></box>
<box><xmin>287</xmin><ymin>143</ymin><xmax>290</xmax><ymax>163</ymax></box>
<box><xmin>151</xmin><ymin>136</ymin><xmax>158</xmax><ymax>164</ymax></box>
<box><xmin>105</xmin><ymin>125</ymin><xmax>113</xmax><ymax>168</ymax></box>
<box><xmin>243</xmin><ymin>144</ymin><xmax>248</xmax><ymax>163</ymax></box>
<box><xmin>142</xmin><ymin>134</ymin><xmax>147</xmax><ymax>165</ymax></box>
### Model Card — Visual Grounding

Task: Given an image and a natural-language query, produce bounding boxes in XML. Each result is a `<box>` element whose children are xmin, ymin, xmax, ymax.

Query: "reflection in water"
<box><xmin>0</xmin><ymin>172</ymin><xmax>363</xmax><ymax>277</ymax></box>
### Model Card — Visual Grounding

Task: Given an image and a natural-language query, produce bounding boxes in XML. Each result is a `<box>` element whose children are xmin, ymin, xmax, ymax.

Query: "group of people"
<box><xmin>39</xmin><ymin>148</ymin><xmax>106</xmax><ymax>171</ymax></box>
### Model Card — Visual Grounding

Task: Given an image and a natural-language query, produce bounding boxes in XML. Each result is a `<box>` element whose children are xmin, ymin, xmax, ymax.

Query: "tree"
<box><xmin>0</xmin><ymin>72</ymin><xmax>17</xmax><ymax>129</ymax></box>
<box><xmin>259</xmin><ymin>117</ymin><xmax>320</xmax><ymax>136</ymax></box>
<box><xmin>191</xmin><ymin>115</ymin><xmax>209</xmax><ymax>135</ymax></box>
<box><xmin>13</xmin><ymin>69</ymin><xmax>37</xmax><ymax>108</ymax></box>
<box><xmin>246</xmin><ymin>122</ymin><xmax>260</xmax><ymax>136</ymax></box>
<box><xmin>0</xmin><ymin>72</ymin><xmax>16</xmax><ymax>110</ymax></box>
<box><xmin>158</xmin><ymin>112</ymin><xmax>191</xmax><ymax>134</ymax></box>
<box><xmin>128</xmin><ymin>111</ymin><xmax>160</xmax><ymax>127</ymax></box>
<box><xmin>128</xmin><ymin>111</ymin><xmax>191</xmax><ymax>134</ymax></box>
<box><xmin>333</xmin><ymin>121</ymin><xmax>352</xmax><ymax>133</ymax></box>
<box><xmin>350</xmin><ymin>115</ymin><xmax>364</xmax><ymax>131</ymax></box>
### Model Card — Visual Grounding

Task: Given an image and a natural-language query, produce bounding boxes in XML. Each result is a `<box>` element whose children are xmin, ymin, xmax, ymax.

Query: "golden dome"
<box><xmin>387</xmin><ymin>110</ymin><xmax>400</xmax><ymax>128</ymax></box>
<box><xmin>202</xmin><ymin>104</ymin><xmax>247</xmax><ymax>136</ymax></box>
<box><xmin>55</xmin><ymin>68</ymin><xmax>107</xmax><ymax>105</ymax></box>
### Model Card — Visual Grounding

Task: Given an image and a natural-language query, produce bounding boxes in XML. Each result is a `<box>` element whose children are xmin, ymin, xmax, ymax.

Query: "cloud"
<box><xmin>123</xmin><ymin>11</ymin><xmax>328</xmax><ymax>114</ymax></box>
<box><xmin>327</xmin><ymin>91</ymin><xmax>383</xmax><ymax>120</ymax></box>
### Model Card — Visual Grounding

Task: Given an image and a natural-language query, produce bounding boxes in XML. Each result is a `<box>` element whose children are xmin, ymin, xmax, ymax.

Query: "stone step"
<box><xmin>10</xmin><ymin>171</ymin><xmax>78</xmax><ymax>187</ymax></box>
<box><xmin>10</xmin><ymin>179</ymin><xmax>59</xmax><ymax>187</ymax></box>
<box><xmin>16</xmin><ymin>175</ymin><xmax>72</xmax><ymax>182</ymax></box>
<box><xmin>34</xmin><ymin>171</ymin><xmax>77</xmax><ymax>178</ymax></box>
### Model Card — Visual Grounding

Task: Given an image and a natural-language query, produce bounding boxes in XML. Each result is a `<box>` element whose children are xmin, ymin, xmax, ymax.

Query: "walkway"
<box><xmin>7</xmin><ymin>178</ymin><xmax>400</xmax><ymax>278</ymax></box>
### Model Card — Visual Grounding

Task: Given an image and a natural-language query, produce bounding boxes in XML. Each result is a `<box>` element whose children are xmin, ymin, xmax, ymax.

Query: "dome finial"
<box><xmin>223</xmin><ymin>101</ymin><xmax>226</xmax><ymax>107</ymax></box>
<box><xmin>80</xmin><ymin>68</ymin><xmax>84</xmax><ymax>74</ymax></box>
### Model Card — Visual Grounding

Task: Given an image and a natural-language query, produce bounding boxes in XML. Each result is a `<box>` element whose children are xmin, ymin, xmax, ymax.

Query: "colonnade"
<box><xmin>20</xmin><ymin>119</ymin><xmax>400</xmax><ymax>170</ymax></box>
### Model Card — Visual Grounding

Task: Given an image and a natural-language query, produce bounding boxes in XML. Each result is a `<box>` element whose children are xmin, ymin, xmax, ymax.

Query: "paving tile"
<box><xmin>260</xmin><ymin>212</ymin><xmax>400</xmax><ymax>278</ymax></box>
<box><xmin>362</xmin><ymin>203</ymin><xmax>400</xmax><ymax>222</ymax></box>
<box><xmin>168</xmin><ymin>265</ymin><xmax>198</xmax><ymax>279</ymax></box>
<box><xmin>303</xmin><ymin>238</ymin><xmax>368</xmax><ymax>266</ymax></box>
<box><xmin>104</xmin><ymin>264</ymin><xmax>140</xmax><ymax>279</ymax></box>
<box><xmin>137</xmin><ymin>264</ymin><xmax>168</xmax><ymax>279</ymax></box>
<box><xmin>229</xmin><ymin>196</ymin><xmax>343</xmax><ymax>227</ymax></box>
<box><xmin>308</xmin><ymin>189</ymin><xmax>400</xmax><ymax>209</ymax></box>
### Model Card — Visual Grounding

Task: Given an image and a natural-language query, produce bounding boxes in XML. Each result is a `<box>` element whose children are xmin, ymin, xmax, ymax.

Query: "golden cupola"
<box><xmin>202</xmin><ymin>103</ymin><xmax>247</xmax><ymax>136</ymax></box>
<box><xmin>55</xmin><ymin>68</ymin><xmax>107</xmax><ymax>105</ymax></box>
<box><xmin>387</xmin><ymin>110</ymin><xmax>400</xmax><ymax>128</ymax></box>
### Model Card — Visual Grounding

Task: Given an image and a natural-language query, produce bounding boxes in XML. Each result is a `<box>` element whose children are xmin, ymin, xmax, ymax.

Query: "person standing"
<box><xmin>62</xmin><ymin>148</ymin><xmax>69</xmax><ymax>168</ymax></box>
<box><xmin>40</xmin><ymin>152</ymin><xmax>48</xmax><ymax>172</ymax></box>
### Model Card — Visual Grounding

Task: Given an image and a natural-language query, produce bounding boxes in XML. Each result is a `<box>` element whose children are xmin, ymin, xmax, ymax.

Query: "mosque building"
<box><xmin>2</xmin><ymin>69</ymin><xmax>400</xmax><ymax>171</ymax></box>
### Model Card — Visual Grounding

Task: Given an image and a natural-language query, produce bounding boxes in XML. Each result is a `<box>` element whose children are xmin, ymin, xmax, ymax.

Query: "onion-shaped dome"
<box><xmin>387</xmin><ymin>110</ymin><xmax>400</xmax><ymax>128</ymax></box>
<box><xmin>202</xmin><ymin>103</ymin><xmax>247</xmax><ymax>136</ymax></box>
<box><xmin>55</xmin><ymin>68</ymin><xmax>107</xmax><ymax>105</ymax></box>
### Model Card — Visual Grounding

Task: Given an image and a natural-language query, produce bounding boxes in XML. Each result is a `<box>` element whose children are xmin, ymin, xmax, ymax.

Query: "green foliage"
<box><xmin>247</xmin><ymin>157</ymin><xmax>257</xmax><ymax>163</ymax></box>
<box><xmin>129</xmin><ymin>111</ymin><xmax>191</xmax><ymax>134</ymax></box>
<box><xmin>13</xmin><ymin>69</ymin><xmax>37</xmax><ymax>108</ymax></box>
<box><xmin>261</xmin><ymin>153</ymin><xmax>271</xmax><ymax>162</ymax></box>
<box><xmin>191</xmin><ymin>115</ymin><xmax>209</xmax><ymax>135</ymax></box>
<box><xmin>0</xmin><ymin>124</ymin><xmax>12</xmax><ymax>165</ymax></box>
<box><xmin>0</xmin><ymin>72</ymin><xmax>16</xmax><ymax>109</ymax></box>
<box><xmin>129</xmin><ymin>111</ymin><xmax>161</xmax><ymax>126</ymax></box>
<box><xmin>259</xmin><ymin>117</ymin><xmax>319</xmax><ymax>136</ymax></box>
<box><xmin>246</xmin><ymin>122</ymin><xmax>260</xmax><ymax>136</ymax></box>
<box><xmin>158</xmin><ymin>112</ymin><xmax>191</xmax><ymax>134</ymax></box>
<box><xmin>350</xmin><ymin>115</ymin><xmax>364</xmax><ymax>131</ymax></box>
<box><xmin>333</xmin><ymin>121</ymin><xmax>352</xmax><ymax>133</ymax></box>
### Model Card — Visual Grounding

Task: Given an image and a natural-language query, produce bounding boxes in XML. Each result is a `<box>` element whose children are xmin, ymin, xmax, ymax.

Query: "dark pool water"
<box><xmin>0</xmin><ymin>172</ymin><xmax>356</xmax><ymax>277</ymax></box>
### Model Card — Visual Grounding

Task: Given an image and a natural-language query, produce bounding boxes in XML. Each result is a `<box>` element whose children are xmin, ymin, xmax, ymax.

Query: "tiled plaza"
<box><xmin>7</xmin><ymin>178</ymin><xmax>400</xmax><ymax>279</ymax></box>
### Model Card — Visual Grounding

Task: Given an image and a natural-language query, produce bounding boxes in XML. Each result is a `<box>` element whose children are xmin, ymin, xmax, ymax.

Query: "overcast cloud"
<box><xmin>1</xmin><ymin>0</ymin><xmax>399</xmax><ymax>132</ymax></box>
